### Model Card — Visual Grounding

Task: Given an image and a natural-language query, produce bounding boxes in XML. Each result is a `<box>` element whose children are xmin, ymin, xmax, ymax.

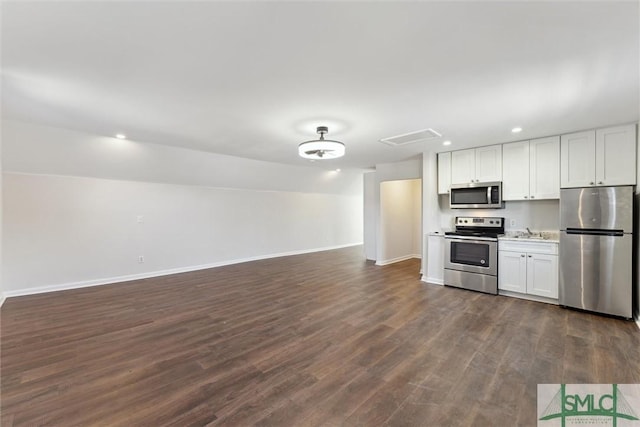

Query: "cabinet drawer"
<box><xmin>498</xmin><ymin>240</ymin><xmax>558</xmax><ymax>255</ymax></box>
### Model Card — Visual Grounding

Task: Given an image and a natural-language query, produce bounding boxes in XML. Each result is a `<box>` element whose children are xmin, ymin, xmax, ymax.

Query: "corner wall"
<box><xmin>362</xmin><ymin>157</ymin><xmax>422</xmax><ymax>263</ymax></box>
<box><xmin>0</xmin><ymin>130</ymin><xmax>4</xmax><ymax>306</ymax></box>
<box><xmin>636</xmin><ymin>125</ymin><xmax>640</xmax><ymax>321</ymax></box>
<box><xmin>377</xmin><ymin>179</ymin><xmax>421</xmax><ymax>265</ymax></box>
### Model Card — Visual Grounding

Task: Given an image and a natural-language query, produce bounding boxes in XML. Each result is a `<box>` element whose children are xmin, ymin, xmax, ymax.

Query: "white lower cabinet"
<box><xmin>426</xmin><ymin>234</ymin><xmax>444</xmax><ymax>285</ymax></box>
<box><xmin>498</xmin><ymin>240</ymin><xmax>558</xmax><ymax>300</ymax></box>
<box><xmin>526</xmin><ymin>253</ymin><xmax>558</xmax><ymax>299</ymax></box>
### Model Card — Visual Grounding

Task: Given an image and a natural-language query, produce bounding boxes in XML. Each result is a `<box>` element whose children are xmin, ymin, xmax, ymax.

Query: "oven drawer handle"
<box><xmin>445</xmin><ymin>235</ymin><xmax>497</xmax><ymax>242</ymax></box>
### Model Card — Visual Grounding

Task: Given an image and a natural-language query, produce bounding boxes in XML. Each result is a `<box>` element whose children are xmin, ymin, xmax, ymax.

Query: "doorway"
<box><xmin>377</xmin><ymin>178</ymin><xmax>422</xmax><ymax>265</ymax></box>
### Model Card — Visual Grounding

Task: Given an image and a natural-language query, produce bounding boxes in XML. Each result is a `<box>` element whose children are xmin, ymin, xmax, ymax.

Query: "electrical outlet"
<box><xmin>138</xmin><ymin>256</ymin><xmax>144</xmax><ymax>263</ymax></box>
<box><xmin>510</xmin><ymin>219</ymin><xmax>516</xmax><ymax>227</ymax></box>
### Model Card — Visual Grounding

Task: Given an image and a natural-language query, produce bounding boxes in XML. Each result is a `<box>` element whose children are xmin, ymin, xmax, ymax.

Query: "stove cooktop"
<box><xmin>447</xmin><ymin>216</ymin><xmax>505</xmax><ymax>239</ymax></box>
<box><xmin>445</xmin><ymin>230</ymin><xmax>503</xmax><ymax>239</ymax></box>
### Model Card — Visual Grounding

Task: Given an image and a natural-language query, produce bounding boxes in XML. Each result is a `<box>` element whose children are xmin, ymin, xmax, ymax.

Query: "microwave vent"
<box><xmin>380</xmin><ymin>128</ymin><xmax>442</xmax><ymax>146</ymax></box>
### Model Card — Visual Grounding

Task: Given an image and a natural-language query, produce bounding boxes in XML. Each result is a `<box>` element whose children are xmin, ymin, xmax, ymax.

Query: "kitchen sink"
<box><xmin>508</xmin><ymin>233</ymin><xmax>553</xmax><ymax>240</ymax></box>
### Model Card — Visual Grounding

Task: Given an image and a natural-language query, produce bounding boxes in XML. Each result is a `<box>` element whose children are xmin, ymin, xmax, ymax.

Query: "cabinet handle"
<box><xmin>524</xmin><ymin>196</ymin><xmax>528</xmax><ymax>199</ymax></box>
<box><xmin>521</xmin><ymin>255</ymin><xmax>525</xmax><ymax>257</ymax></box>
<box><xmin>531</xmin><ymin>196</ymin><xmax>535</xmax><ymax>199</ymax></box>
<box><xmin>528</xmin><ymin>255</ymin><xmax>532</xmax><ymax>258</ymax></box>
<box><xmin>589</xmin><ymin>182</ymin><xmax>595</xmax><ymax>185</ymax></box>
<box><xmin>598</xmin><ymin>181</ymin><xmax>603</xmax><ymax>184</ymax></box>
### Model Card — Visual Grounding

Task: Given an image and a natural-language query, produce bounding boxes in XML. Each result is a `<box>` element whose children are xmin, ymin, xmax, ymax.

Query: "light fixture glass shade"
<box><xmin>298</xmin><ymin>140</ymin><xmax>345</xmax><ymax>159</ymax></box>
<box><xmin>298</xmin><ymin>126</ymin><xmax>345</xmax><ymax>159</ymax></box>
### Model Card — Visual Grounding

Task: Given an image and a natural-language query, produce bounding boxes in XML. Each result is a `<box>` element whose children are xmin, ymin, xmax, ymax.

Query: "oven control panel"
<box><xmin>455</xmin><ymin>217</ymin><xmax>504</xmax><ymax>227</ymax></box>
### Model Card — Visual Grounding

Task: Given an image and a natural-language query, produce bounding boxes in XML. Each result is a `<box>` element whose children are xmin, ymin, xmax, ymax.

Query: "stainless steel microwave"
<box><xmin>450</xmin><ymin>182</ymin><xmax>503</xmax><ymax>209</ymax></box>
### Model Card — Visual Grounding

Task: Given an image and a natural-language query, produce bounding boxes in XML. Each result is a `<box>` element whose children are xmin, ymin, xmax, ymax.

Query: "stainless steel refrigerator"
<box><xmin>559</xmin><ymin>186</ymin><xmax>634</xmax><ymax>319</ymax></box>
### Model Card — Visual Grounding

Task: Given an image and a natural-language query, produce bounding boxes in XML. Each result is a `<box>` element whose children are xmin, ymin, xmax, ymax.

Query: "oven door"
<box><xmin>444</xmin><ymin>236</ymin><xmax>497</xmax><ymax>276</ymax></box>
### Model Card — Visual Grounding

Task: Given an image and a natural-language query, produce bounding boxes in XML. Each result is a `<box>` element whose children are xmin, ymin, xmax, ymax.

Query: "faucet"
<box><xmin>526</xmin><ymin>227</ymin><xmax>533</xmax><ymax>236</ymax></box>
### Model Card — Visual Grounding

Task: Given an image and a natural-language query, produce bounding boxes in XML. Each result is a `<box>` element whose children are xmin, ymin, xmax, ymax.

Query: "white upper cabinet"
<box><xmin>437</xmin><ymin>152</ymin><xmax>451</xmax><ymax>195</ymax></box>
<box><xmin>475</xmin><ymin>145</ymin><xmax>503</xmax><ymax>182</ymax></box>
<box><xmin>450</xmin><ymin>149</ymin><xmax>476</xmax><ymax>184</ymax></box>
<box><xmin>451</xmin><ymin>145</ymin><xmax>502</xmax><ymax>185</ymax></box>
<box><xmin>561</xmin><ymin>124</ymin><xmax>636</xmax><ymax>188</ymax></box>
<box><xmin>560</xmin><ymin>130</ymin><xmax>598</xmax><ymax>188</ymax></box>
<box><xmin>529</xmin><ymin>136</ymin><xmax>560</xmax><ymax>199</ymax></box>
<box><xmin>502</xmin><ymin>136</ymin><xmax>559</xmax><ymax>201</ymax></box>
<box><xmin>595</xmin><ymin>124</ymin><xmax>637</xmax><ymax>186</ymax></box>
<box><xmin>502</xmin><ymin>140</ymin><xmax>530</xmax><ymax>200</ymax></box>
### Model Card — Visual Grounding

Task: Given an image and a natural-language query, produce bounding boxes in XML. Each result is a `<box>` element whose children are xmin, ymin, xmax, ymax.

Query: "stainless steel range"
<box><xmin>444</xmin><ymin>216</ymin><xmax>504</xmax><ymax>295</ymax></box>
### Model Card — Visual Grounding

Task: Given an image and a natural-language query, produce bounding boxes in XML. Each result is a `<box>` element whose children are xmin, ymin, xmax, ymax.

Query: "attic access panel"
<box><xmin>380</xmin><ymin>128</ymin><xmax>442</xmax><ymax>146</ymax></box>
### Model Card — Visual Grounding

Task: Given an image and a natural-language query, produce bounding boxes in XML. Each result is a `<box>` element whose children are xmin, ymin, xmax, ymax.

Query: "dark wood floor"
<box><xmin>2</xmin><ymin>246</ymin><xmax>639</xmax><ymax>426</ymax></box>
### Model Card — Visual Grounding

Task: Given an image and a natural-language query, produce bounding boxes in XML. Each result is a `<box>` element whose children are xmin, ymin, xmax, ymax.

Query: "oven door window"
<box><xmin>450</xmin><ymin>241</ymin><xmax>490</xmax><ymax>267</ymax></box>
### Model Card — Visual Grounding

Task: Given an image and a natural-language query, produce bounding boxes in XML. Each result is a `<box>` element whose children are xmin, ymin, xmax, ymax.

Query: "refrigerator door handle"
<box><xmin>565</xmin><ymin>228</ymin><xmax>624</xmax><ymax>237</ymax></box>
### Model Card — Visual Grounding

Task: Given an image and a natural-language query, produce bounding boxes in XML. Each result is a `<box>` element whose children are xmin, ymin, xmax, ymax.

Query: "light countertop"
<box><xmin>427</xmin><ymin>230</ymin><xmax>451</xmax><ymax>236</ymax></box>
<box><xmin>499</xmin><ymin>231</ymin><xmax>560</xmax><ymax>243</ymax></box>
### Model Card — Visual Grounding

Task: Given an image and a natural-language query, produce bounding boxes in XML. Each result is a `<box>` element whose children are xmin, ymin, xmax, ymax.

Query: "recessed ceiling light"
<box><xmin>443</xmin><ymin>140</ymin><xmax>452</xmax><ymax>146</ymax></box>
<box><xmin>115</xmin><ymin>134</ymin><xmax>126</xmax><ymax>139</ymax></box>
<box><xmin>511</xmin><ymin>127</ymin><xmax>522</xmax><ymax>133</ymax></box>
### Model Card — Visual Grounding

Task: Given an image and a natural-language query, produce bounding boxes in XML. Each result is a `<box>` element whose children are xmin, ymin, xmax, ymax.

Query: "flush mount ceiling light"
<box><xmin>298</xmin><ymin>126</ymin><xmax>345</xmax><ymax>160</ymax></box>
<box><xmin>511</xmin><ymin>127</ymin><xmax>523</xmax><ymax>133</ymax></box>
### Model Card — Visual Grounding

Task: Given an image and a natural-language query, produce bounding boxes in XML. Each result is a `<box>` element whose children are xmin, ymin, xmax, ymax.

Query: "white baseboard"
<box><xmin>375</xmin><ymin>254</ymin><xmax>421</xmax><ymax>266</ymax></box>
<box><xmin>421</xmin><ymin>275</ymin><xmax>444</xmax><ymax>285</ymax></box>
<box><xmin>0</xmin><ymin>293</ymin><xmax>5</xmax><ymax>307</ymax></box>
<box><xmin>3</xmin><ymin>242</ymin><xmax>363</xmax><ymax>298</ymax></box>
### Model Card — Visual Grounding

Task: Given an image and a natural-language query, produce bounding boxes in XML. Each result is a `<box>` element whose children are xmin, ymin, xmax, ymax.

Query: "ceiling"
<box><xmin>2</xmin><ymin>1</ymin><xmax>638</xmax><ymax>171</ymax></box>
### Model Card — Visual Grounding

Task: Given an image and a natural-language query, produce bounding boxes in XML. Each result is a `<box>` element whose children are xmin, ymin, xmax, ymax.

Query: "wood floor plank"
<box><xmin>2</xmin><ymin>246</ymin><xmax>639</xmax><ymax>426</ymax></box>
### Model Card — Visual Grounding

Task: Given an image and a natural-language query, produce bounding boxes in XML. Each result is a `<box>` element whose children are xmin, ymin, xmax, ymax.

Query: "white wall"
<box><xmin>636</xmin><ymin>128</ymin><xmax>640</xmax><ymax>320</ymax></box>
<box><xmin>2</xmin><ymin>119</ymin><xmax>362</xmax><ymax>196</ymax></box>
<box><xmin>377</xmin><ymin>179</ymin><xmax>421</xmax><ymax>265</ymax></box>
<box><xmin>436</xmin><ymin>196</ymin><xmax>559</xmax><ymax>232</ymax></box>
<box><xmin>2</xmin><ymin>120</ymin><xmax>364</xmax><ymax>296</ymax></box>
<box><xmin>0</xmin><ymin>132</ymin><xmax>4</xmax><ymax>306</ymax></box>
<box><xmin>363</xmin><ymin>172</ymin><xmax>377</xmax><ymax>260</ymax></box>
<box><xmin>421</xmin><ymin>152</ymin><xmax>439</xmax><ymax>275</ymax></box>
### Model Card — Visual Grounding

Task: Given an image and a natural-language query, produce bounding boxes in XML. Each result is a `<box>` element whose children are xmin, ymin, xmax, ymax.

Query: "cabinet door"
<box><xmin>426</xmin><ymin>235</ymin><xmax>444</xmax><ymax>284</ymax></box>
<box><xmin>451</xmin><ymin>149</ymin><xmax>476</xmax><ymax>184</ymax></box>
<box><xmin>475</xmin><ymin>144</ymin><xmax>502</xmax><ymax>182</ymax></box>
<box><xmin>437</xmin><ymin>152</ymin><xmax>451</xmax><ymax>195</ymax></box>
<box><xmin>595</xmin><ymin>124</ymin><xmax>637</xmax><ymax>186</ymax></box>
<box><xmin>526</xmin><ymin>253</ymin><xmax>558</xmax><ymax>299</ymax></box>
<box><xmin>530</xmin><ymin>136</ymin><xmax>560</xmax><ymax>199</ymax></box>
<box><xmin>502</xmin><ymin>141</ymin><xmax>530</xmax><ymax>200</ymax></box>
<box><xmin>560</xmin><ymin>130</ymin><xmax>596</xmax><ymax>188</ymax></box>
<box><xmin>498</xmin><ymin>251</ymin><xmax>527</xmax><ymax>293</ymax></box>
